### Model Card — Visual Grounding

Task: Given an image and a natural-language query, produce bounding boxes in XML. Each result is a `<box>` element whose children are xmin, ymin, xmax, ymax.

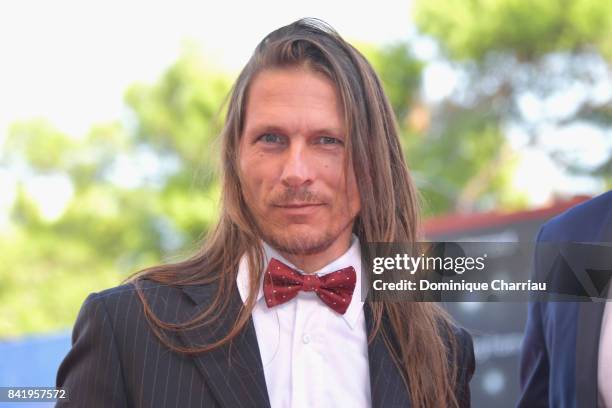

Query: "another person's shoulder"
<box><xmin>540</xmin><ymin>190</ymin><xmax>612</xmax><ymax>241</ymax></box>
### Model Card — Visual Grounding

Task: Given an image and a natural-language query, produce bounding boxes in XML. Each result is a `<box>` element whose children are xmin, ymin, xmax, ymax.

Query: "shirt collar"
<box><xmin>236</xmin><ymin>234</ymin><xmax>364</xmax><ymax>330</ymax></box>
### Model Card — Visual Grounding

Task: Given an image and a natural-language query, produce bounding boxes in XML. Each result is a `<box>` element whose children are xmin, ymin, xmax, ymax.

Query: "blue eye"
<box><xmin>319</xmin><ymin>136</ymin><xmax>342</xmax><ymax>145</ymax></box>
<box><xmin>258</xmin><ymin>133</ymin><xmax>284</xmax><ymax>144</ymax></box>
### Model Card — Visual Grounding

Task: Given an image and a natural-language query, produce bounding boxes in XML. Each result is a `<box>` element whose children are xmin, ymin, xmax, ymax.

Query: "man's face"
<box><xmin>238</xmin><ymin>66</ymin><xmax>361</xmax><ymax>256</ymax></box>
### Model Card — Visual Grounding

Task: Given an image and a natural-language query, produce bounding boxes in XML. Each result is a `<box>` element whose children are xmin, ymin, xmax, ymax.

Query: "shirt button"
<box><xmin>302</xmin><ymin>334</ymin><xmax>311</xmax><ymax>344</ymax></box>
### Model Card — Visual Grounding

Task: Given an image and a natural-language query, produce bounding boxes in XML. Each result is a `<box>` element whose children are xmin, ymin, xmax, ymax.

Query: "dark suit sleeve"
<box><xmin>56</xmin><ymin>293</ymin><xmax>128</xmax><ymax>408</ymax></box>
<box><xmin>516</xmin><ymin>226</ymin><xmax>549</xmax><ymax>408</ymax></box>
<box><xmin>517</xmin><ymin>300</ymin><xmax>549</xmax><ymax>408</ymax></box>
<box><xmin>456</xmin><ymin>327</ymin><xmax>475</xmax><ymax>408</ymax></box>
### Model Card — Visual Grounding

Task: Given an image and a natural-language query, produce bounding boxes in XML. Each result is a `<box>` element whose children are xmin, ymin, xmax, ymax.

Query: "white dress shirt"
<box><xmin>236</xmin><ymin>234</ymin><xmax>372</xmax><ymax>408</ymax></box>
<box><xmin>598</xmin><ymin>285</ymin><xmax>612</xmax><ymax>407</ymax></box>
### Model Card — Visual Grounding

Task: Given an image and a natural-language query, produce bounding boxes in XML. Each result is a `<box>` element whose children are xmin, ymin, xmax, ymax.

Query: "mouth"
<box><xmin>273</xmin><ymin>203</ymin><xmax>325</xmax><ymax>215</ymax></box>
<box><xmin>275</xmin><ymin>203</ymin><xmax>325</xmax><ymax>208</ymax></box>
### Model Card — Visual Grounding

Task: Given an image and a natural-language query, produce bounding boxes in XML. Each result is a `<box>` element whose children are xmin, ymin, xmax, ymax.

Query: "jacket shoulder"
<box><xmin>540</xmin><ymin>191</ymin><xmax>612</xmax><ymax>240</ymax></box>
<box><xmin>88</xmin><ymin>278</ymin><xmax>206</xmax><ymax>323</ymax></box>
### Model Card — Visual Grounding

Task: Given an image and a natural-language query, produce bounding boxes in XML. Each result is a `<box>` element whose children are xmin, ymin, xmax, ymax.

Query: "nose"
<box><xmin>280</xmin><ymin>139</ymin><xmax>314</xmax><ymax>188</ymax></box>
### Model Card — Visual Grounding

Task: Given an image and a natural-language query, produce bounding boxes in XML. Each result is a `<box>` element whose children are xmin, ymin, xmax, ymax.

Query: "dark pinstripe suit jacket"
<box><xmin>56</xmin><ymin>279</ymin><xmax>475</xmax><ymax>407</ymax></box>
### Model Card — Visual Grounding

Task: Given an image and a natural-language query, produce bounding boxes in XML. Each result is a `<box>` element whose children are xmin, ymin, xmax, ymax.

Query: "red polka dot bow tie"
<box><xmin>263</xmin><ymin>258</ymin><xmax>357</xmax><ymax>315</ymax></box>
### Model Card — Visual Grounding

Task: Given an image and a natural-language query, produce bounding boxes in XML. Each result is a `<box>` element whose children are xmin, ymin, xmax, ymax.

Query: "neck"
<box><xmin>277</xmin><ymin>231</ymin><xmax>353</xmax><ymax>274</ymax></box>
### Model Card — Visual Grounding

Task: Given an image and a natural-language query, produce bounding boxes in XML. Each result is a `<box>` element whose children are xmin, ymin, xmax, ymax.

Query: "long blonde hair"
<box><xmin>130</xmin><ymin>18</ymin><xmax>459</xmax><ymax>408</ymax></box>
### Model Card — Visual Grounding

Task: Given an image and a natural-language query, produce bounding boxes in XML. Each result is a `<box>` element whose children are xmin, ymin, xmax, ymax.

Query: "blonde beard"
<box><xmin>259</xmin><ymin>218</ymin><xmax>354</xmax><ymax>256</ymax></box>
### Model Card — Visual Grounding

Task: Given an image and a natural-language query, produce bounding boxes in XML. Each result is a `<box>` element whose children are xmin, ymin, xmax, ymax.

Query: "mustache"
<box><xmin>270</xmin><ymin>188</ymin><xmax>327</xmax><ymax>206</ymax></box>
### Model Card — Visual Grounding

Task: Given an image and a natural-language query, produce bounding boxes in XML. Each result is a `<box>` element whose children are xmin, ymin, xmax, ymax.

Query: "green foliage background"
<box><xmin>1</xmin><ymin>0</ymin><xmax>610</xmax><ymax>337</ymax></box>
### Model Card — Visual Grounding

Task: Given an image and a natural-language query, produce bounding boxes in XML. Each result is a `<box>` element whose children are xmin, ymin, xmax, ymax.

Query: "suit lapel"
<box><xmin>180</xmin><ymin>283</ymin><xmax>271</xmax><ymax>408</ymax></box>
<box><xmin>178</xmin><ymin>283</ymin><xmax>412</xmax><ymax>408</ymax></box>
<box><xmin>364</xmin><ymin>303</ymin><xmax>412</xmax><ymax>408</ymax></box>
<box><xmin>576</xmin><ymin>215</ymin><xmax>612</xmax><ymax>407</ymax></box>
<box><xmin>576</xmin><ymin>300</ymin><xmax>606</xmax><ymax>407</ymax></box>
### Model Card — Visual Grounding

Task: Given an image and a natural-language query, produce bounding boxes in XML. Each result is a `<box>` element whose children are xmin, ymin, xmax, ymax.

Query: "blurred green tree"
<box><xmin>361</xmin><ymin>41</ymin><xmax>524</xmax><ymax>215</ymax></box>
<box><xmin>414</xmin><ymin>0</ymin><xmax>612</xmax><ymax>191</ymax></box>
<box><xmin>0</xmin><ymin>48</ymin><xmax>231</xmax><ymax>337</ymax></box>
<box><xmin>4</xmin><ymin>4</ymin><xmax>610</xmax><ymax>336</ymax></box>
<box><xmin>0</xmin><ymin>40</ymin><xmax>526</xmax><ymax>336</ymax></box>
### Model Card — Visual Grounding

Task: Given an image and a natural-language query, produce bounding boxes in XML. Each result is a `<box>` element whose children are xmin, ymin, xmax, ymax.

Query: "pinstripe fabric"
<box><xmin>363</xmin><ymin>303</ymin><xmax>475</xmax><ymax>408</ymax></box>
<box><xmin>56</xmin><ymin>279</ymin><xmax>474</xmax><ymax>407</ymax></box>
<box><xmin>364</xmin><ymin>303</ymin><xmax>411</xmax><ymax>408</ymax></box>
<box><xmin>56</xmin><ymin>281</ymin><xmax>219</xmax><ymax>408</ymax></box>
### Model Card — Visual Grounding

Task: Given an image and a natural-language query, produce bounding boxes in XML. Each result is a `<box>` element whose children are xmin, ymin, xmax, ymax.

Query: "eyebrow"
<box><xmin>245</xmin><ymin>123</ymin><xmax>344</xmax><ymax>137</ymax></box>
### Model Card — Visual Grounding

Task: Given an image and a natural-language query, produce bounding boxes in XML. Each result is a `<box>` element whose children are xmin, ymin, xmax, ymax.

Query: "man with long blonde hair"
<box><xmin>57</xmin><ymin>18</ymin><xmax>475</xmax><ymax>407</ymax></box>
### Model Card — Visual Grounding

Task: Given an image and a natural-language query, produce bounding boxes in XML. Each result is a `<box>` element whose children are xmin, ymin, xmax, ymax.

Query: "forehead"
<box><xmin>242</xmin><ymin>67</ymin><xmax>344</xmax><ymax>134</ymax></box>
